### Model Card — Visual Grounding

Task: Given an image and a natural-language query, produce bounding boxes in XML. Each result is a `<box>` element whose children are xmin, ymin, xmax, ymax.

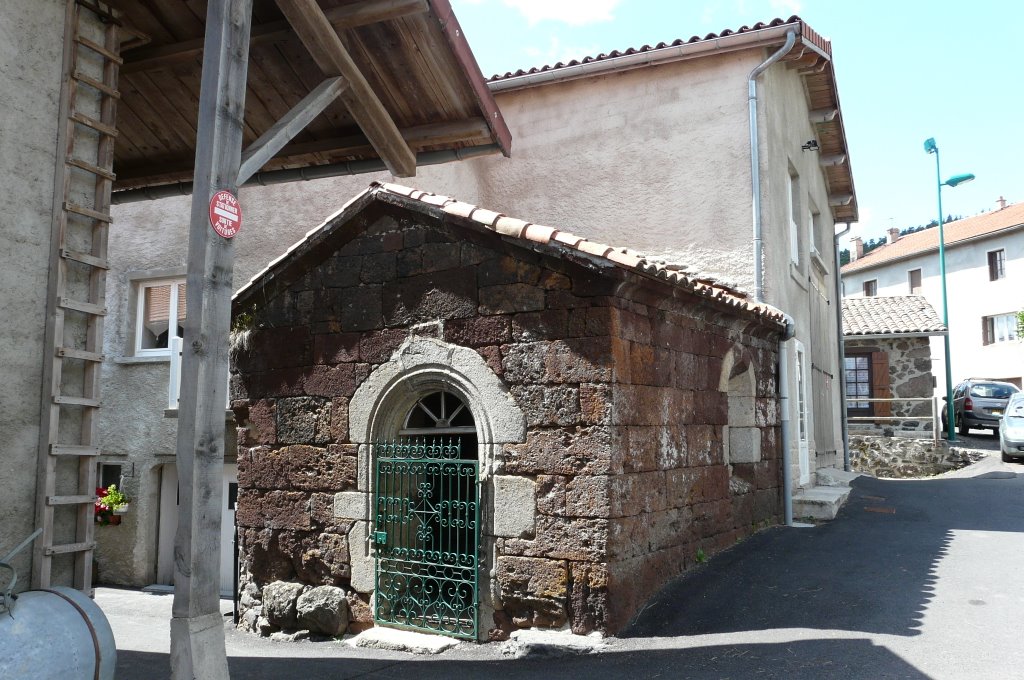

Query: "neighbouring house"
<box><xmin>842</xmin><ymin>296</ymin><xmax>946</xmax><ymax>438</ymax></box>
<box><xmin>103</xmin><ymin>14</ymin><xmax>859</xmax><ymax>592</ymax></box>
<box><xmin>842</xmin><ymin>199</ymin><xmax>1024</xmax><ymax>401</ymax></box>
<box><xmin>228</xmin><ymin>182</ymin><xmax>788</xmax><ymax>638</ymax></box>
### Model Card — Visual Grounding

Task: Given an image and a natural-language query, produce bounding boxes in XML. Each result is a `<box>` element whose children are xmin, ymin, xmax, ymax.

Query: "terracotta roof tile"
<box><xmin>842</xmin><ymin>296</ymin><xmax>946</xmax><ymax>336</ymax></box>
<box><xmin>842</xmin><ymin>202</ymin><xmax>1024</xmax><ymax>274</ymax></box>
<box><xmin>522</xmin><ymin>223</ymin><xmax>556</xmax><ymax>244</ymax></box>
<box><xmin>492</xmin><ymin>216</ymin><xmax>528</xmax><ymax>237</ymax></box>
<box><xmin>235</xmin><ymin>183</ymin><xmax>788</xmax><ymax>329</ymax></box>
<box><xmin>553</xmin><ymin>231</ymin><xmax>584</xmax><ymax>248</ymax></box>
<box><xmin>486</xmin><ymin>16</ymin><xmax>813</xmax><ymax>82</ymax></box>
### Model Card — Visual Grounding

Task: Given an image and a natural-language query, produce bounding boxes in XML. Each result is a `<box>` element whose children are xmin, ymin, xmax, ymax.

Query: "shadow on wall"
<box><xmin>624</xmin><ymin>473</ymin><xmax>1024</xmax><ymax>639</ymax></box>
<box><xmin>117</xmin><ymin>638</ymin><xmax>929</xmax><ymax>680</ymax></box>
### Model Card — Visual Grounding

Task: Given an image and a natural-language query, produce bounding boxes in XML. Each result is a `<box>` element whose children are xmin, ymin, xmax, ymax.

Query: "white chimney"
<box><xmin>997</xmin><ymin>196</ymin><xmax>1007</xmax><ymax>210</ymax></box>
<box><xmin>851</xmin><ymin>236</ymin><xmax>864</xmax><ymax>261</ymax></box>
<box><xmin>887</xmin><ymin>227</ymin><xmax>900</xmax><ymax>244</ymax></box>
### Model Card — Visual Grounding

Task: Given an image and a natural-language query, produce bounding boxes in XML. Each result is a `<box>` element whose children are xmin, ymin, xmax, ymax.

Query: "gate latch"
<box><xmin>373</xmin><ymin>531</ymin><xmax>387</xmax><ymax>546</ymax></box>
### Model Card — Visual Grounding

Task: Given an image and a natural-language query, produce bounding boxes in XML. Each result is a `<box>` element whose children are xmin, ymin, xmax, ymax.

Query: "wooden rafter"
<box><xmin>114</xmin><ymin>117</ymin><xmax>490</xmax><ymax>188</ymax></box>
<box><xmin>275</xmin><ymin>0</ymin><xmax>417</xmax><ymax>177</ymax></box>
<box><xmin>121</xmin><ymin>0</ymin><xmax>429</xmax><ymax>75</ymax></box>
<box><xmin>238</xmin><ymin>75</ymin><xmax>348</xmax><ymax>184</ymax></box>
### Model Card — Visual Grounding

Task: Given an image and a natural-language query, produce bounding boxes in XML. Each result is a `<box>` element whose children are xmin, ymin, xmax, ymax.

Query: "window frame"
<box><xmin>863</xmin><ymin>279</ymin><xmax>877</xmax><ymax>297</ymax></box>
<box><xmin>787</xmin><ymin>169</ymin><xmax>802</xmax><ymax>267</ymax></box>
<box><xmin>982</xmin><ymin>312</ymin><xmax>1018</xmax><ymax>345</ymax></box>
<box><xmin>908</xmin><ymin>268</ymin><xmax>922</xmax><ymax>294</ymax></box>
<box><xmin>988</xmin><ymin>249</ymin><xmax>1006</xmax><ymax>281</ymax></box>
<box><xmin>844</xmin><ymin>353</ymin><xmax>874</xmax><ymax>416</ymax></box>
<box><xmin>134</xmin><ymin>277</ymin><xmax>187</xmax><ymax>357</ymax></box>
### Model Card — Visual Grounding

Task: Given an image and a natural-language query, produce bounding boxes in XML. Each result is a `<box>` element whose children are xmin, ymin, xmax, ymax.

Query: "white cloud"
<box><xmin>524</xmin><ymin>35</ymin><xmax>599</xmax><ymax>65</ymax></box>
<box><xmin>502</xmin><ymin>0</ymin><xmax>620</xmax><ymax>26</ymax></box>
<box><xmin>769</xmin><ymin>0</ymin><xmax>802</xmax><ymax>16</ymax></box>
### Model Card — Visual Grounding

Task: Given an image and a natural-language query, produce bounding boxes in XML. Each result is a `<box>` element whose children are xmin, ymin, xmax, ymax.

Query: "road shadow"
<box><xmin>117</xmin><ymin>637</ymin><xmax>932</xmax><ymax>680</ymax></box>
<box><xmin>624</xmin><ymin>473</ymin><xmax>1024</xmax><ymax>639</ymax></box>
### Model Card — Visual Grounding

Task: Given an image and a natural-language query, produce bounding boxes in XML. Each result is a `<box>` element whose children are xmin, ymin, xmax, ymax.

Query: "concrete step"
<box><xmin>816</xmin><ymin>466</ymin><xmax>863</xmax><ymax>488</ymax></box>
<box><xmin>792</xmin><ymin>486</ymin><xmax>851</xmax><ymax>521</ymax></box>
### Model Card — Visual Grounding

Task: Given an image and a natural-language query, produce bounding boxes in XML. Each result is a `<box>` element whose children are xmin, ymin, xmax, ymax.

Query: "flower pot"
<box><xmin>114</xmin><ymin>504</ymin><xmax>130</xmax><ymax>515</ymax></box>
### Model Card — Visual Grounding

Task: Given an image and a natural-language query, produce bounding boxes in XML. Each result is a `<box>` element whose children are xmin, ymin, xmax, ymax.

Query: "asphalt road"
<box><xmin>101</xmin><ymin>453</ymin><xmax>1024</xmax><ymax>680</ymax></box>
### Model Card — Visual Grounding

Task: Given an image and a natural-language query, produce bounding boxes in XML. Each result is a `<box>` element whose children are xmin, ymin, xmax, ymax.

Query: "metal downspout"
<box><xmin>748</xmin><ymin>29</ymin><xmax>797</xmax><ymax>526</ymax></box>
<box><xmin>749</xmin><ymin>28</ymin><xmax>797</xmax><ymax>302</ymax></box>
<box><xmin>834</xmin><ymin>224</ymin><xmax>852</xmax><ymax>471</ymax></box>
<box><xmin>778</xmin><ymin>317</ymin><xmax>796</xmax><ymax>526</ymax></box>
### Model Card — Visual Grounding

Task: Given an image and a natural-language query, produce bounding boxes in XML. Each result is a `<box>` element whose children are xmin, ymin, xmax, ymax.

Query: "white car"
<box><xmin>999</xmin><ymin>393</ymin><xmax>1024</xmax><ymax>463</ymax></box>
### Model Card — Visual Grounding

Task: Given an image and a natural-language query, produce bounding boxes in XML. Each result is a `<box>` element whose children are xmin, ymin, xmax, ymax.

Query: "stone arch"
<box><xmin>341</xmin><ymin>335</ymin><xmax>528</xmax><ymax>638</ymax></box>
<box><xmin>349</xmin><ymin>335</ymin><xmax>526</xmax><ymax>476</ymax></box>
<box><xmin>720</xmin><ymin>346</ymin><xmax>760</xmax><ymax>467</ymax></box>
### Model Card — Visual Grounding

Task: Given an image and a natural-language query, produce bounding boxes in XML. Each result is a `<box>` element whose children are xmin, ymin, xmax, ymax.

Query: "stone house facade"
<box><xmin>842</xmin><ymin>296</ymin><xmax>946</xmax><ymax>438</ymax></box>
<box><xmin>228</xmin><ymin>183</ymin><xmax>787</xmax><ymax>638</ymax></box>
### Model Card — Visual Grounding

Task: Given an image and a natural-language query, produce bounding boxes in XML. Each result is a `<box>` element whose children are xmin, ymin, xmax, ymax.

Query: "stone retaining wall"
<box><xmin>849</xmin><ymin>435</ymin><xmax>985</xmax><ymax>478</ymax></box>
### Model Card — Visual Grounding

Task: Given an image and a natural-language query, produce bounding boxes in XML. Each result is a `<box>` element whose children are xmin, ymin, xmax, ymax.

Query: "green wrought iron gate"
<box><xmin>373</xmin><ymin>438</ymin><xmax>479</xmax><ymax>639</ymax></box>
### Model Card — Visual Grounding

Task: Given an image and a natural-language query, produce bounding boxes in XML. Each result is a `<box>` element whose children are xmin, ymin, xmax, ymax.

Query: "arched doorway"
<box><xmin>373</xmin><ymin>389</ymin><xmax>480</xmax><ymax>639</ymax></box>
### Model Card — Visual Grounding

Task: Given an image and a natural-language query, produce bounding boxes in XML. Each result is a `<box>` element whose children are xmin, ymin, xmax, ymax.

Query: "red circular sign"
<box><xmin>209</xmin><ymin>190</ymin><xmax>242</xmax><ymax>238</ymax></box>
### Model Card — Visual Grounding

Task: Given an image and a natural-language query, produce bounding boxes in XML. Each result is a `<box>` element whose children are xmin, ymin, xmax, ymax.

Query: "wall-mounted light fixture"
<box><xmin>801</xmin><ymin>139</ymin><xmax>819</xmax><ymax>152</ymax></box>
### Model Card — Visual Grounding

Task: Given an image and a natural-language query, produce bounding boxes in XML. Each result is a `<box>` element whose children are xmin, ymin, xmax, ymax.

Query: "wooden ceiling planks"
<box><xmin>112</xmin><ymin>0</ymin><xmax>510</xmax><ymax>194</ymax></box>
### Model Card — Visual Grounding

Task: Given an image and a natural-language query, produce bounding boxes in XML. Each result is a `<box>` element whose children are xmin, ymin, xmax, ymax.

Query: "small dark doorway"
<box><xmin>373</xmin><ymin>390</ymin><xmax>479</xmax><ymax>639</ymax></box>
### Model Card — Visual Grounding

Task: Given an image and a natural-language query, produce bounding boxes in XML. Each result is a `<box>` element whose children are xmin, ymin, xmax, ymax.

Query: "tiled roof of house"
<box><xmin>487</xmin><ymin>16</ymin><xmax>828</xmax><ymax>82</ymax></box>
<box><xmin>842</xmin><ymin>202</ymin><xmax>1024</xmax><ymax>274</ymax></box>
<box><xmin>484</xmin><ymin>16</ymin><xmax>857</xmax><ymax>225</ymax></box>
<box><xmin>842</xmin><ymin>296</ymin><xmax>946</xmax><ymax>336</ymax></box>
<box><xmin>235</xmin><ymin>182</ymin><xmax>787</xmax><ymax>329</ymax></box>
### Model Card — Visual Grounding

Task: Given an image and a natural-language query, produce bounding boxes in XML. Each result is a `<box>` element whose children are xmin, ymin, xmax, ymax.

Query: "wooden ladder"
<box><xmin>32</xmin><ymin>0</ymin><xmax>122</xmax><ymax>591</ymax></box>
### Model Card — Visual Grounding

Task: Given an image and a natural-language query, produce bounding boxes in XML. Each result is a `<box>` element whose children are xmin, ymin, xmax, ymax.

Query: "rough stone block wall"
<box><xmin>850</xmin><ymin>435</ymin><xmax>984</xmax><ymax>478</ymax></box>
<box><xmin>602</xmin><ymin>295</ymin><xmax>782</xmax><ymax>630</ymax></box>
<box><xmin>231</xmin><ymin>212</ymin><xmax>782</xmax><ymax>637</ymax></box>
<box><xmin>847</xmin><ymin>337</ymin><xmax>936</xmax><ymax>436</ymax></box>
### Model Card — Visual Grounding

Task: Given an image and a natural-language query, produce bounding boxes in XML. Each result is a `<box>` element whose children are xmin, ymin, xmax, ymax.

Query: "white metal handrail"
<box><xmin>167</xmin><ymin>336</ymin><xmax>229</xmax><ymax>410</ymax></box>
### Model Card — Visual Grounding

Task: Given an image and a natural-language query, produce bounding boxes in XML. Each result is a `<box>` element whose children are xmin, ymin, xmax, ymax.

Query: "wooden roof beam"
<box><xmin>121</xmin><ymin>0</ymin><xmax>429</xmax><ymax>75</ymax></box>
<box><xmin>114</xmin><ymin>118</ymin><xmax>492</xmax><ymax>188</ymax></box>
<box><xmin>276</xmin><ymin>0</ymin><xmax>417</xmax><ymax>177</ymax></box>
<box><xmin>238</xmin><ymin>76</ymin><xmax>348</xmax><ymax>185</ymax></box>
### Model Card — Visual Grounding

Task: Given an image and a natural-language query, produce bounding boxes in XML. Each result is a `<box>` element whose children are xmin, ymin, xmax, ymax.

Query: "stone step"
<box><xmin>792</xmin><ymin>486</ymin><xmax>852</xmax><ymax>521</ymax></box>
<box><xmin>816</xmin><ymin>466</ymin><xmax>863</xmax><ymax>488</ymax></box>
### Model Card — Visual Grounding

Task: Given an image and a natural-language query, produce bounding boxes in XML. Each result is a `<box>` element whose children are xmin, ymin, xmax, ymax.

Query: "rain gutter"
<box><xmin>489</xmin><ymin>24</ymin><xmax>803</xmax><ymax>93</ymax></box>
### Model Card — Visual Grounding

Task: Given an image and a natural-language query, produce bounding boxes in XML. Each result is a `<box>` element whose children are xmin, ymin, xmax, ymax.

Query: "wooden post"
<box><xmin>170</xmin><ymin>1</ymin><xmax>252</xmax><ymax>678</ymax></box>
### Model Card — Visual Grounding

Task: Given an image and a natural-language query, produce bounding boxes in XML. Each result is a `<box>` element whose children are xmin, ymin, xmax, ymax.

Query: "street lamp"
<box><xmin>924</xmin><ymin>137</ymin><xmax>975</xmax><ymax>442</ymax></box>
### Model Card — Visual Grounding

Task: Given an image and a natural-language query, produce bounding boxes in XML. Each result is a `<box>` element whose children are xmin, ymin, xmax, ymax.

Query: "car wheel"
<box><xmin>1003</xmin><ymin>451</ymin><xmax>1011</xmax><ymax>463</ymax></box>
<box><xmin>958</xmin><ymin>415</ymin><xmax>969</xmax><ymax>436</ymax></box>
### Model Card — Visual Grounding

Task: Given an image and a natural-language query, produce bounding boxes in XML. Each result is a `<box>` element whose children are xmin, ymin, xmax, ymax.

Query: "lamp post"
<box><xmin>924</xmin><ymin>137</ymin><xmax>974</xmax><ymax>442</ymax></box>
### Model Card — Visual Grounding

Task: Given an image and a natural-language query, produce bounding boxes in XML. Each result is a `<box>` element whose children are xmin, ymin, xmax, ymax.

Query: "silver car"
<box><xmin>999</xmin><ymin>393</ymin><xmax>1024</xmax><ymax>463</ymax></box>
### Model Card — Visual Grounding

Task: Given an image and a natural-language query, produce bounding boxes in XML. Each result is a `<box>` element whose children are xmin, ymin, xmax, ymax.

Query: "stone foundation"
<box><xmin>849</xmin><ymin>435</ymin><xmax>985</xmax><ymax>478</ymax></box>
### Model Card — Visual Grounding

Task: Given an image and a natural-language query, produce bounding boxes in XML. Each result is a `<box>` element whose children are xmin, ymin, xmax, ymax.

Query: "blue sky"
<box><xmin>451</xmin><ymin>0</ymin><xmax>1023</xmax><ymax>249</ymax></box>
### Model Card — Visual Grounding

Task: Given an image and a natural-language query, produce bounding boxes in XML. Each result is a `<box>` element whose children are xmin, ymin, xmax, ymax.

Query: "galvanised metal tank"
<box><xmin>0</xmin><ymin>586</ymin><xmax>117</xmax><ymax>680</ymax></box>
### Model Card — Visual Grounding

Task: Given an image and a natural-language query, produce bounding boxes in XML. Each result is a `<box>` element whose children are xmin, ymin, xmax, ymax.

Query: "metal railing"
<box><xmin>846</xmin><ymin>396</ymin><xmax>941</xmax><ymax>444</ymax></box>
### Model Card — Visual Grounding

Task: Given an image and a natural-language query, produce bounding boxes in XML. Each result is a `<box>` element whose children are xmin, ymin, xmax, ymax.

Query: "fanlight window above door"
<box><xmin>399</xmin><ymin>390</ymin><xmax>476</xmax><ymax>436</ymax></box>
